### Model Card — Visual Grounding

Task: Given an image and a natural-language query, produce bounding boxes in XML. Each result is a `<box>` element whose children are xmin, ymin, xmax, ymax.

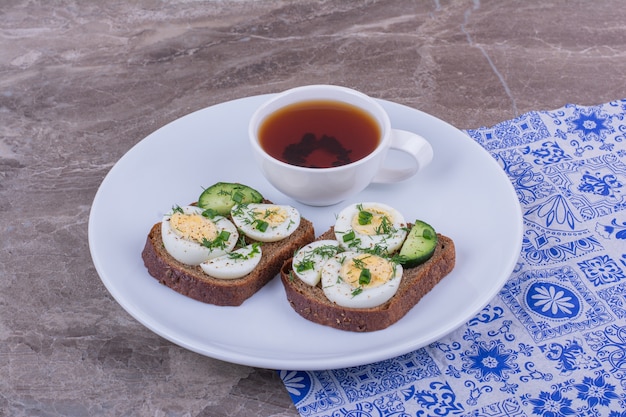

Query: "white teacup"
<box><xmin>248</xmin><ymin>85</ymin><xmax>433</xmax><ymax>206</ymax></box>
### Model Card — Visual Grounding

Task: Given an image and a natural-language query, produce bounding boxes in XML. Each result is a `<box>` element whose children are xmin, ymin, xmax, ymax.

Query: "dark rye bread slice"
<box><xmin>279</xmin><ymin>227</ymin><xmax>455</xmax><ymax>332</ymax></box>
<box><xmin>142</xmin><ymin>215</ymin><xmax>315</xmax><ymax>306</ymax></box>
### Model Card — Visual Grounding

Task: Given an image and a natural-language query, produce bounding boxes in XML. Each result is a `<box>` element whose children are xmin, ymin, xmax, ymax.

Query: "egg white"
<box><xmin>321</xmin><ymin>251</ymin><xmax>403</xmax><ymax>309</ymax></box>
<box><xmin>200</xmin><ymin>243</ymin><xmax>262</xmax><ymax>280</ymax></box>
<box><xmin>161</xmin><ymin>205</ymin><xmax>239</xmax><ymax>265</ymax></box>
<box><xmin>292</xmin><ymin>240</ymin><xmax>342</xmax><ymax>286</ymax></box>
<box><xmin>231</xmin><ymin>203</ymin><xmax>300</xmax><ymax>242</ymax></box>
<box><xmin>334</xmin><ymin>202</ymin><xmax>407</xmax><ymax>254</ymax></box>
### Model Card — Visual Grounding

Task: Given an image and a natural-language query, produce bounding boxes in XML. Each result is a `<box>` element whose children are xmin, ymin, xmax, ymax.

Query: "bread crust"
<box><xmin>141</xmin><ymin>215</ymin><xmax>315</xmax><ymax>306</ymax></box>
<box><xmin>279</xmin><ymin>227</ymin><xmax>456</xmax><ymax>332</ymax></box>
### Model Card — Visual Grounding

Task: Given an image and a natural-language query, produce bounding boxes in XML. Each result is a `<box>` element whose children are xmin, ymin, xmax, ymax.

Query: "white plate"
<box><xmin>88</xmin><ymin>94</ymin><xmax>523</xmax><ymax>371</ymax></box>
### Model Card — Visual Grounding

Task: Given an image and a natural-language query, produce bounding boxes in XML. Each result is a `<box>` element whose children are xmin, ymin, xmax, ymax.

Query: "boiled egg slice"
<box><xmin>231</xmin><ymin>203</ymin><xmax>300</xmax><ymax>242</ymax></box>
<box><xmin>321</xmin><ymin>251</ymin><xmax>403</xmax><ymax>309</ymax></box>
<box><xmin>292</xmin><ymin>240</ymin><xmax>341</xmax><ymax>286</ymax></box>
<box><xmin>334</xmin><ymin>202</ymin><xmax>407</xmax><ymax>254</ymax></box>
<box><xmin>161</xmin><ymin>205</ymin><xmax>238</xmax><ymax>265</ymax></box>
<box><xmin>200</xmin><ymin>243</ymin><xmax>262</xmax><ymax>280</ymax></box>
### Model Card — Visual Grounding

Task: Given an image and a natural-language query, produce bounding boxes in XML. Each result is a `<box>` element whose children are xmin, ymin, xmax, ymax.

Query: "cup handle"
<box><xmin>371</xmin><ymin>129</ymin><xmax>434</xmax><ymax>183</ymax></box>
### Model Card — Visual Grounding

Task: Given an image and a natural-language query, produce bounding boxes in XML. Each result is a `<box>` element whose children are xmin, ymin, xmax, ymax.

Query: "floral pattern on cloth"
<box><xmin>279</xmin><ymin>99</ymin><xmax>626</xmax><ymax>417</ymax></box>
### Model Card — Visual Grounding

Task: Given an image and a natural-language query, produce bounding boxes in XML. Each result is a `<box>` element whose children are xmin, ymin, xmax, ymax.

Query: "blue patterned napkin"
<box><xmin>279</xmin><ymin>99</ymin><xmax>626</xmax><ymax>416</ymax></box>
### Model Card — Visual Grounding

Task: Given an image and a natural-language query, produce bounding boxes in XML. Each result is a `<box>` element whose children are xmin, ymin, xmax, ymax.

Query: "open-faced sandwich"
<box><xmin>141</xmin><ymin>182</ymin><xmax>315</xmax><ymax>306</ymax></box>
<box><xmin>280</xmin><ymin>202</ymin><xmax>456</xmax><ymax>332</ymax></box>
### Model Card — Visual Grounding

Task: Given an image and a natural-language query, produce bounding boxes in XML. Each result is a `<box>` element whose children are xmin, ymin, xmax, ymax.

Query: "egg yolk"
<box><xmin>351</xmin><ymin>208</ymin><xmax>393</xmax><ymax>236</ymax></box>
<box><xmin>169</xmin><ymin>212</ymin><xmax>218</xmax><ymax>243</ymax></box>
<box><xmin>340</xmin><ymin>254</ymin><xmax>394</xmax><ymax>289</ymax></box>
<box><xmin>252</xmin><ymin>205</ymin><xmax>287</xmax><ymax>226</ymax></box>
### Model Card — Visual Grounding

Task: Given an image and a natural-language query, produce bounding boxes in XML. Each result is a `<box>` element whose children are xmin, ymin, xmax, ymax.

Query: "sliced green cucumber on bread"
<box><xmin>141</xmin><ymin>182</ymin><xmax>315</xmax><ymax>306</ymax></box>
<box><xmin>279</xmin><ymin>203</ymin><xmax>456</xmax><ymax>332</ymax></box>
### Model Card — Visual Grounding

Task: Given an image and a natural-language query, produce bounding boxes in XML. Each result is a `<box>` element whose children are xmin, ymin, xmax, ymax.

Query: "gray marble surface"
<box><xmin>1</xmin><ymin>1</ymin><xmax>625</xmax><ymax>416</ymax></box>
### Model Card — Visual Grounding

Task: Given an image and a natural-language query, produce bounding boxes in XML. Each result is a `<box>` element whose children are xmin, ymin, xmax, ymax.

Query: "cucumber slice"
<box><xmin>197</xmin><ymin>182</ymin><xmax>263</xmax><ymax>216</ymax></box>
<box><xmin>398</xmin><ymin>220</ymin><xmax>438</xmax><ymax>267</ymax></box>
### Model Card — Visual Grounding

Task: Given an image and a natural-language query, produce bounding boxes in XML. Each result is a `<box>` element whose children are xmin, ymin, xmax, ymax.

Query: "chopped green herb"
<box><xmin>363</xmin><ymin>243</ymin><xmax>389</xmax><ymax>258</ymax></box>
<box><xmin>423</xmin><ymin>228</ymin><xmax>435</xmax><ymax>240</ymax></box>
<box><xmin>230</xmin><ymin>203</ymin><xmax>247</xmax><ymax>217</ymax></box>
<box><xmin>347</xmin><ymin>236</ymin><xmax>363</xmax><ymax>249</ymax></box>
<box><xmin>253</xmin><ymin>219</ymin><xmax>269</xmax><ymax>232</ymax></box>
<box><xmin>172</xmin><ymin>205</ymin><xmax>184</xmax><ymax>214</ymax></box>
<box><xmin>295</xmin><ymin>259</ymin><xmax>315</xmax><ymax>272</ymax></box>
<box><xmin>228</xmin><ymin>251</ymin><xmax>246</xmax><ymax>260</ymax></box>
<box><xmin>232</xmin><ymin>190</ymin><xmax>244</xmax><ymax>204</ymax></box>
<box><xmin>249</xmin><ymin>242</ymin><xmax>262</xmax><ymax>255</ymax></box>
<box><xmin>227</xmin><ymin>242</ymin><xmax>261</xmax><ymax>260</ymax></box>
<box><xmin>375</xmin><ymin>215</ymin><xmax>395</xmax><ymax>235</ymax></box>
<box><xmin>352</xmin><ymin>257</ymin><xmax>367</xmax><ymax>269</ymax></box>
<box><xmin>358</xmin><ymin>268</ymin><xmax>371</xmax><ymax>286</ymax></box>
<box><xmin>390</xmin><ymin>253</ymin><xmax>408</xmax><ymax>264</ymax></box>
<box><xmin>311</xmin><ymin>244</ymin><xmax>341</xmax><ymax>258</ymax></box>
<box><xmin>262</xmin><ymin>208</ymin><xmax>279</xmax><ymax>219</ymax></box>
<box><xmin>201</xmin><ymin>230</ymin><xmax>231</xmax><ymax>250</ymax></box>
<box><xmin>351</xmin><ymin>287</ymin><xmax>363</xmax><ymax>297</ymax></box>
<box><xmin>342</xmin><ymin>230</ymin><xmax>355</xmax><ymax>242</ymax></box>
<box><xmin>201</xmin><ymin>208</ymin><xmax>219</xmax><ymax>218</ymax></box>
<box><xmin>216</xmin><ymin>230</ymin><xmax>231</xmax><ymax>242</ymax></box>
<box><xmin>358</xmin><ymin>210</ymin><xmax>373</xmax><ymax>225</ymax></box>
